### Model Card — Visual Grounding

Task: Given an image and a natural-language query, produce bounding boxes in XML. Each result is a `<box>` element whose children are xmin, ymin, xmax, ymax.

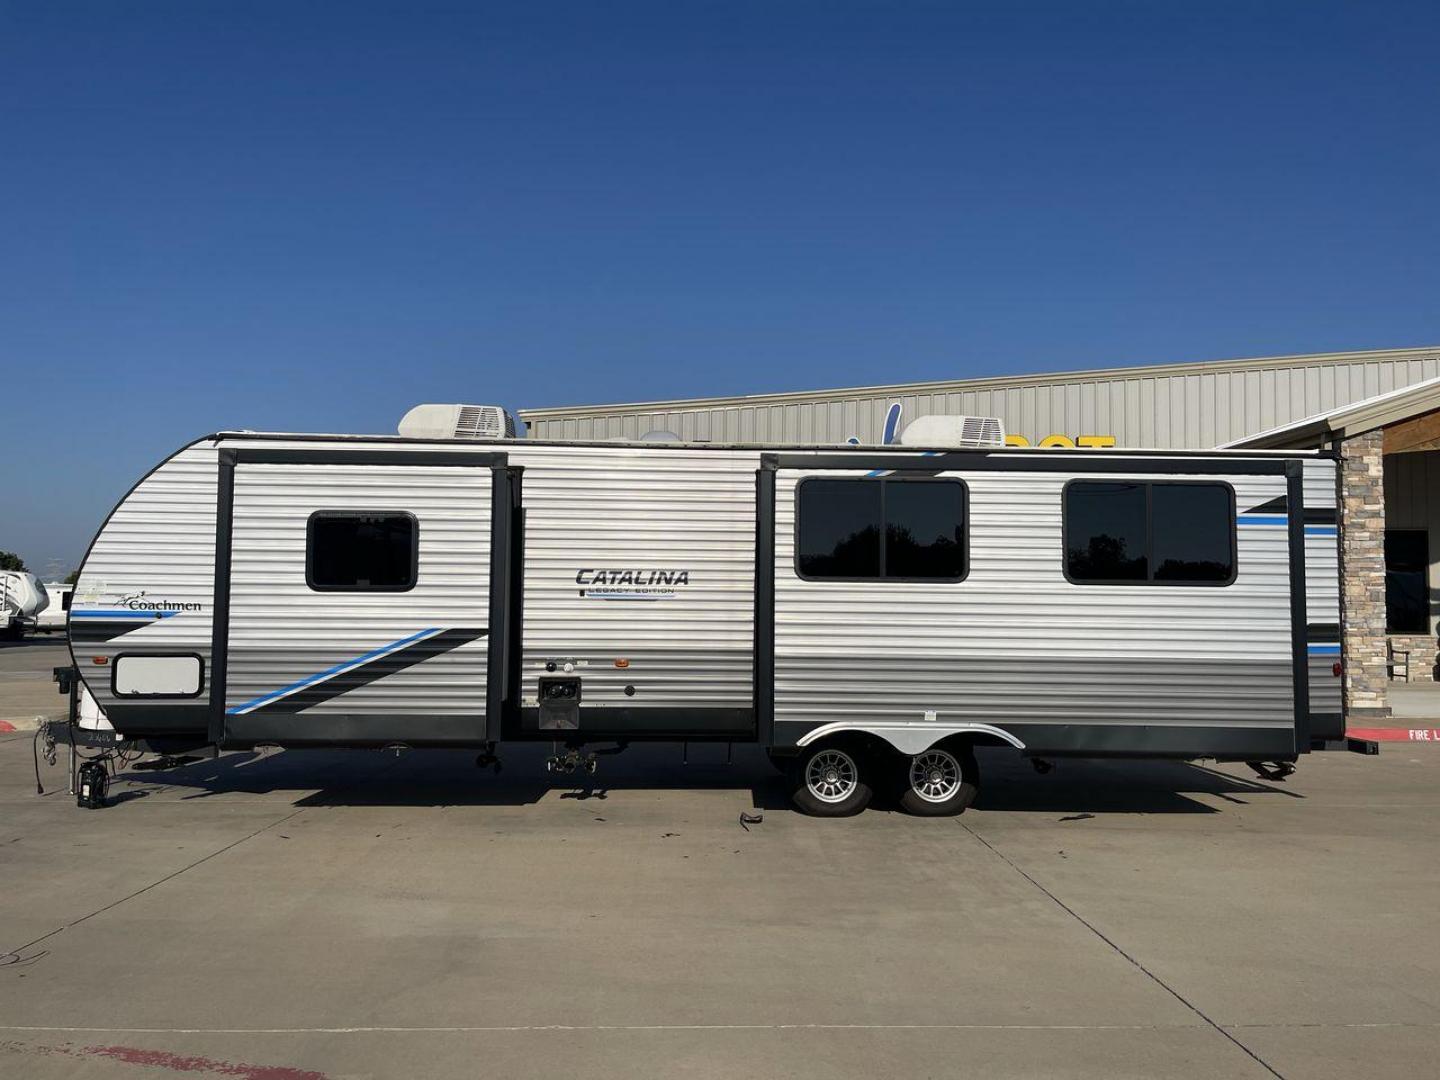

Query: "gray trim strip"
<box><xmin>207</xmin><ymin>452</ymin><xmax>236</xmax><ymax>745</ymax></box>
<box><xmin>222</xmin><ymin>448</ymin><xmax>504</xmax><ymax>468</ymax></box>
<box><xmin>1287</xmin><ymin>460</ymin><xmax>1311</xmax><ymax>750</ymax></box>
<box><xmin>755</xmin><ymin>467</ymin><xmax>775</xmax><ymax>748</ymax></box>
<box><xmin>768</xmin><ymin>452</ymin><xmax>1296</xmax><ymax>475</ymax></box>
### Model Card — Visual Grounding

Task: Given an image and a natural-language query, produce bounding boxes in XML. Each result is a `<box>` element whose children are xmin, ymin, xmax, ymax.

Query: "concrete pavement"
<box><xmin>2</xmin><ymin>727</ymin><xmax>1438</xmax><ymax>1079</ymax></box>
<box><xmin>0</xmin><ymin>637</ymin><xmax>70</xmax><ymax>729</ymax></box>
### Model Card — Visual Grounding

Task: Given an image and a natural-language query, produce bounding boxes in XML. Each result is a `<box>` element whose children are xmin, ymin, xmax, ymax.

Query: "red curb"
<box><xmin>1347</xmin><ymin>727</ymin><xmax>1440</xmax><ymax>743</ymax></box>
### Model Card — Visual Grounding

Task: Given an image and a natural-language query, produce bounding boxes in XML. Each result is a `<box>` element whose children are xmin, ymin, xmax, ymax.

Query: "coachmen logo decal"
<box><xmin>69</xmin><ymin>590</ymin><xmax>206</xmax><ymax>639</ymax></box>
<box><xmin>113</xmin><ymin>590</ymin><xmax>203</xmax><ymax>613</ymax></box>
<box><xmin>576</xmin><ymin>568</ymin><xmax>690</xmax><ymax>601</ymax></box>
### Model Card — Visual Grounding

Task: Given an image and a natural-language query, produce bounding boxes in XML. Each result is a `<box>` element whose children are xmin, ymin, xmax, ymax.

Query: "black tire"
<box><xmin>789</xmin><ymin>742</ymin><xmax>873</xmax><ymax>817</ymax></box>
<box><xmin>896</xmin><ymin>743</ymin><xmax>979</xmax><ymax>816</ymax></box>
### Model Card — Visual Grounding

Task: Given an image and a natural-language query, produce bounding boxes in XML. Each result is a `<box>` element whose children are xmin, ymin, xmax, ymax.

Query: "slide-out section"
<box><xmin>215</xmin><ymin>448</ymin><xmax>507</xmax><ymax>748</ymax></box>
<box><xmin>769</xmin><ymin>453</ymin><xmax>1306</xmax><ymax>760</ymax></box>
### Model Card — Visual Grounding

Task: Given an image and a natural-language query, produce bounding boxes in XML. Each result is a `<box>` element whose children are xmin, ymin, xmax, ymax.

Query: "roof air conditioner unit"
<box><xmin>897</xmin><ymin>414</ymin><xmax>1006</xmax><ymax>449</ymax></box>
<box><xmin>398</xmin><ymin>404</ymin><xmax>516</xmax><ymax>440</ymax></box>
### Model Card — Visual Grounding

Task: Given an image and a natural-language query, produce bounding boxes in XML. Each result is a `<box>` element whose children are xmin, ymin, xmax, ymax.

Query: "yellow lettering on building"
<box><xmin>1005</xmin><ymin>434</ymin><xmax>1116</xmax><ymax>448</ymax></box>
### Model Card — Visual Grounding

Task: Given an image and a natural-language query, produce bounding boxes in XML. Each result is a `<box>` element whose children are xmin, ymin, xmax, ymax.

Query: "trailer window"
<box><xmin>1065</xmin><ymin>481</ymin><xmax>1234</xmax><ymax>585</ymax></box>
<box><xmin>306</xmin><ymin>512</ymin><xmax>418</xmax><ymax>592</ymax></box>
<box><xmin>796</xmin><ymin>478</ymin><xmax>966</xmax><ymax>581</ymax></box>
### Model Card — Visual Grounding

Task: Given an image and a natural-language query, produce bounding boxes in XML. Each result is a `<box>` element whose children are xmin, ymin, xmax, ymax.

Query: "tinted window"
<box><xmin>797</xmin><ymin>478</ymin><xmax>966</xmax><ymax>580</ymax></box>
<box><xmin>796</xmin><ymin>480</ymin><xmax>882</xmax><ymax>578</ymax></box>
<box><xmin>1152</xmin><ymin>484</ymin><xmax>1233</xmax><ymax>582</ymax></box>
<box><xmin>307</xmin><ymin>512</ymin><xmax>417</xmax><ymax>591</ymax></box>
<box><xmin>1064</xmin><ymin>482</ymin><xmax>1147</xmax><ymax>581</ymax></box>
<box><xmin>886</xmin><ymin>481</ymin><xmax>966</xmax><ymax>579</ymax></box>
<box><xmin>1065</xmin><ymin>481</ymin><xmax>1233</xmax><ymax>585</ymax></box>
<box><xmin>1385</xmin><ymin>529</ymin><xmax>1428</xmax><ymax>633</ymax></box>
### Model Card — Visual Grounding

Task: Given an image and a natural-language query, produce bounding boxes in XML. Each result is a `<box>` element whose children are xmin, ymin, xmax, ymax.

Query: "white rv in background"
<box><xmin>35</xmin><ymin>582</ymin><xmax>74</xmax><ymax>633</ymax></box>
<box><xmin>1</xmin><ymin>570</ymin><xmax>49</xmax><ymax>639</ymax></box>
<box><xmin>61</xmin><ymin>403</ymin><xmax>1349</xmax><ymax>815</ymax></box>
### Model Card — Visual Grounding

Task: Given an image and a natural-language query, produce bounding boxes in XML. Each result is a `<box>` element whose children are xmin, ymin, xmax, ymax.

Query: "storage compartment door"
<box><xmin>217</xmin><ymin>455</ymin><xmax>498</xmax><ymax>747</ymax></box>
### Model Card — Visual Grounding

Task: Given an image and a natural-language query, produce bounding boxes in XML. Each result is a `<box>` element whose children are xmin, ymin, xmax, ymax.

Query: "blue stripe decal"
<box><xmin>226</xmin><ymin>627</ymin><xmax>442</xmax><ymax>715</ymax></box>
<box><xmin>863</xmin><ymin>450</ymin><xmax>941</xmax><ymax>479</ymax></box>
<box><xmin>1307</xmin><ymin>644</ymin><xmax>1341</xmax><ymax>655</ymax></box>
<box><xmin>1236</xmin><ymin>515</ymin><xmax>1336</xmax><ymax>537</ymax></box>
<box><xmin>71</xmin><ymin>610</ymin><xmax>178</xmax><ymax>619</ymax></box>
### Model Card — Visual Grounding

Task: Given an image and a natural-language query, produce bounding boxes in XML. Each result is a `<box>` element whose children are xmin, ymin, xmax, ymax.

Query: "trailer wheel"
<box><xmin>897</xmin><ymin>744</ymin><xmax>978</xmax><ymax>816</ymax></box>
<box><xmin>791</xmin><ymin>743</ymin><xmax>872</xmax><ymax>816</ymax></box>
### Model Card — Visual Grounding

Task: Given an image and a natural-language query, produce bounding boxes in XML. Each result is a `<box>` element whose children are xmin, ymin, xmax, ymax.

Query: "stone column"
<box><xmin>1338</xmin><ymin>429</ymin><xmax>1389</xmax><ymax>719</ymax></box>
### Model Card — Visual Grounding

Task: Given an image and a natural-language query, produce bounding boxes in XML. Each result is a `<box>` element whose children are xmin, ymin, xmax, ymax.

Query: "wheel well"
<box><xmin>804</xmin><ymin>731</ymin><xmax>901</xmax><ymax>760</ymax></box>
<box><xmin>954</xmin><ymin>732</ymin><xmax>1017</xmax><ymax>751</ymax></box>
<box><xmin>794</xmin><ymin>723</ymin><xmax>1025</xmax><ymax>757</ymax></box>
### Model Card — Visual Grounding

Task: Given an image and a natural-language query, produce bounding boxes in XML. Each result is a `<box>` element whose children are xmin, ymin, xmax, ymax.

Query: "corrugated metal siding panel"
<box><xmin>773</xmin><ymin>467</ymin><xmax>1297</xmax><ymax>738</ymax></box>
<box><xmin>512</xmin><ymin>444</ymin><xmax>756</xmax><ymax>709</ymax></box>
<box><xmin>524</xmin><ymin>352</ymin><xmax>1440</xmax><ymax>449</ymax></box>
<box><xmin>1303</xmin><ymin>459</ymin><xmax>1341</xmax><ymax>621</ymax></box>
<box><xmin>226</xmin><ymin>463</ymin><xmax>491</xmax><ymax>716</ymax></box>
<box><xmin>70</xmin><ymin>444</ymin><xmax>220</xmax><ymax>706</ymax></box>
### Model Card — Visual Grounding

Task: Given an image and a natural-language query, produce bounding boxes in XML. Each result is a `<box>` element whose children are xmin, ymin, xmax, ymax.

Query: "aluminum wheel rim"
<box><xmin>909</xmin><ymin>749</ymin><xmax>963</xmax><ymax>804</ymax></box>
<box><xmin>805</xmin><ymin>749</ymin><xmax>859</xmax><ymax>804</ymax></box>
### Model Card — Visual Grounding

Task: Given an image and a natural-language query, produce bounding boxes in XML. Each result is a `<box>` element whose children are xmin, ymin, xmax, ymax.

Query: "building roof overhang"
<box><xmin>1227</xmin><ymin>374</ymin><xmax>1440</xmax><ymax>450</ymax></box>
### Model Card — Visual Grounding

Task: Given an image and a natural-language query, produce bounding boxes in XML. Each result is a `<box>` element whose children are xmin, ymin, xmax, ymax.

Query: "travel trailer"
<box><xmin>1</xmin><ymin>570</ymin><xmax>49</xmax><ymax>640</ymax></box>
<box><xmin>61</xmin><ymin>404</ymin><xmax>1347</xmax><ymax>815</ymax></box>
<box><xmin>35</xmin><ymin>582</ymin><xmax>74</xmax><ymax>633</ymax></box>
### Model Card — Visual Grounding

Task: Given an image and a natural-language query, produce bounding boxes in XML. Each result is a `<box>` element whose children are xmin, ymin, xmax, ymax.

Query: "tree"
<box><xmin>0</xmin><ymin>551</ymin><xmax>26</xmax><ymax>572</ymax></box>
<box><xmin>64</xmin><ymin>569</ymin><xmax>80</xmax><ymax>585</ymax></box>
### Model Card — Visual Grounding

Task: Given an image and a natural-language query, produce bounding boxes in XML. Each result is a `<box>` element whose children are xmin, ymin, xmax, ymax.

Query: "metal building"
<box><xmin>520</xmin><ymin>345</ymin><xmax>1440</xmax><ymax>450</ymax></box>
<box><xmin>519</xmin><ymin>345</ymin><xmax>1440</xmax><ymax>724</ymax></box>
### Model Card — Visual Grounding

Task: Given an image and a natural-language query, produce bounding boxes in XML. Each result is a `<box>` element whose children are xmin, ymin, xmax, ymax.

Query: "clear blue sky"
<box><xmin>2</xmin><ymin>1</ymin><xmax>1437</xmax><ymax>574</ymax></box>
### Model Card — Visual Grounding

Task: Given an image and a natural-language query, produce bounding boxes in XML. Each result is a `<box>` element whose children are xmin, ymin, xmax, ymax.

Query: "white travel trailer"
<box><xmin>63</xmin><ymin>406</ymin><xmax>1347</xmax><ymax>815</ymax></box>
<box><xmin>1</xmin><ymin>570</ymin><xmax>49</xmax><ymax>639</ymax></box>
<box><xmin>35</xmin><ymin>582</ymin><xmax>74</xmax><ymax>633</ymax></box>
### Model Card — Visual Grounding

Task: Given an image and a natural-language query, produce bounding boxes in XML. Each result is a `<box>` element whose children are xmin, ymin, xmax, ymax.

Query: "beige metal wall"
<box><xmin>520</xmin><ymin>347</ymin><xmax>1440</xmax><ymax>449</ymax></box>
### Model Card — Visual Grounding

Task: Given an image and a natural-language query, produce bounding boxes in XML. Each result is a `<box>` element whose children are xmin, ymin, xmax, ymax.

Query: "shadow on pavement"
<box><xmin>101</xmin><ymin>742</ymin><xmax>1303</xmax><ymax>816</ymax></box>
